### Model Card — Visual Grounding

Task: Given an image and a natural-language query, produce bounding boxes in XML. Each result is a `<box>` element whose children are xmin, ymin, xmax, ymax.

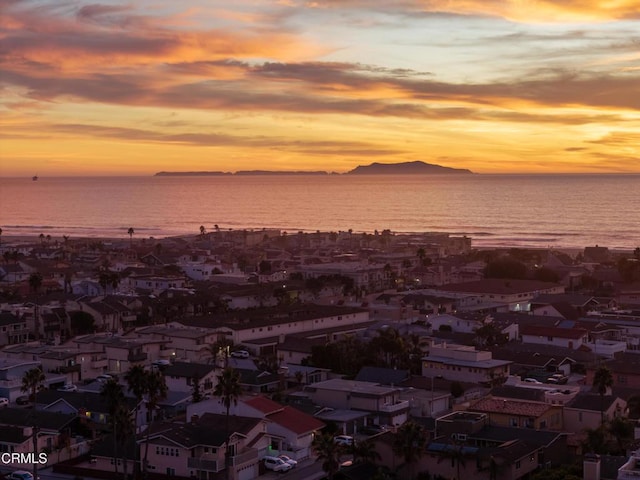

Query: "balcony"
<box><xmin>187</xmin><ymin>457</ymin><xmax>220</xmax><ymax>472</ymax></box>
<box><xmin>231</xmin><ymin>449</ymin><xmax>258</xmax><ymax>467</ymax></box>
<box><xmin>127</xmin><ymin>352</ymin><xmax>148</xmax><ymax>362</ymax></box>
<box><xmin>379</xmin><ymin>400</ymin><xmax>410</xmax><ymax>413</ymax></box>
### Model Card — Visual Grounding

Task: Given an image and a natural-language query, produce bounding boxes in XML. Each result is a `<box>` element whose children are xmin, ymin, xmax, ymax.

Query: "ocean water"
<box><xmin>0</xmin><ymin>174</ymin><xmax>638</xmax><ymax>250</ymax></box>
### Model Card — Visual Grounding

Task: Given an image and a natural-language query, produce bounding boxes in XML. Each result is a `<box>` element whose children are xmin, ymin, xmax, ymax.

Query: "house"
<box><xmin>563</xmin><ymin>394</ymin><xmax>627</xmax><ymax>433</ymax></box>
<box><xmin>139</xmin><ymin>413</ymin><xmax>269</xmax><ymax>480</ymax></box>
<box><xmin>0</xmin><ymin>407</ymin><xmax>89</xmax><ymax>468</ymax></box>
<box><xmin>188</xmin><ymin>395</ymin><xmax>325</xmax><ymax>461</ymax></box>
<box><xmin>237</xmin><ymin>369</ymin><xmax>281</xmax><ymax>394</ymax></box>
<box><xmin>432</xmin><ymin>279</ymin><xmax>565</xmax><ymax>312</ymax></box>
<box><xmin>0</xmin><ymin>312</ymin><xmax>29</xmax><ymax>346</ymax></box>
<box><xmin>586</xmin><ymin>353</ymin><xmax>640</xmax><ymax>390</ymax></box>
<box><xmin>466</xmin><ymin>396</ymin><xmax>563</xmax><ymax>430</ymax></box>
<box><xmin>421</xmin><ymin>343</ymin><xmax>512</xmax><ymax>385</ymax></box>
<box><xmin>163</xmin><ymin>362</ymin><xmax>218</xmax><ymax>395</ymax></box>
<box><xmin>303</xmin><ymin>378</ymin><xmax>410</xmax><ymax>427</ymax></box>
<box><xmin>72</xmin><ymin>334</ymin><xmax>167</xmax><ymax>373</ymax></box>
<box><xmin>36</xmin><ymin>390</ymin><xmax>147</xmax><ymax>432</ymax></box>
<box><xmin>520</xmin><ymin>324</ymin><xmax>588</xmax><ymax>350</ymax></box>
<box><xmin>297</xmin><ymin>262</ymin><xmax>387</xmax><ymax>290</ymax></box>
<box><xmin>39</xmin><ymin>348</ymin><xmax>106</xmax><ymax>383</ymax></box>
<box><xmin>78</xmin><ymin>299</ymin><xmax>136</xmax><ymax>332</ymax></box>
<box><xmin>129</xmin><ymin>325</ymin><xmax>216</xmax><ymax>362</ymax></box>
<box><xmin>0</xmin><ymin>359</ymin><xmax>49</xmax><ymax>402</ymax></box>
<box><xmin>176</xmin><ymin>305</ymin><xmax>371</xmax><ymax>350</ymax></box>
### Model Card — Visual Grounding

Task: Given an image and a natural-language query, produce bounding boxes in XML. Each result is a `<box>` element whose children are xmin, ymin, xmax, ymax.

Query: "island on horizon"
<box><xmin>154</xmin><ymin>161</ymin><xmax>474</xmax><ymax>176</ymax></box>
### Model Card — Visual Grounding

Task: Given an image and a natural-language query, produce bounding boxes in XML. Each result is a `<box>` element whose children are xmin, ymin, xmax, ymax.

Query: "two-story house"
<box><xmin>187</xmin><ymin>395</ymin><xmax>325</xmax><ymax>461</ymax></box>
<box><xmin>304</xmin><ymin>378</ymin><xmax>409</xmax><ymax>427</ymax></box>
<box><xmin>0</xmin><ymin>408</ymin><xmax>88</xmax><ymax>468</ymax></box>
<box><xmin>163</xmin><ymin>362</ymin><xmax>218</xmax><ymax>396</ymax></box>
<box><xmin>421</xmin><ymin>344</ymin><xmax>512</xmax><ymax>385</ymax></box>
<box><xmin>0</xmin><ymin>312</ymin><xmax>29</xmax><ymax>346</ymax></box>
<box><xmin>139</xmin><ymin>413</ymin><xmax>269</xmax><ymax>480</ymax></box>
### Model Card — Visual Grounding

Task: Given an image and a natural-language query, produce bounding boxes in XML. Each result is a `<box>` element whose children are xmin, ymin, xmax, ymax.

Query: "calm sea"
<box><xmin>0</xmin><ymin>174</ymin><xmax>638</xmax><ymax>250</ymax></box>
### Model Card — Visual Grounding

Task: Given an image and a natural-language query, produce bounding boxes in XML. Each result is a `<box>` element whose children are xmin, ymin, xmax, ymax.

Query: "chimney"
<box><xmin>583</xmin><ymin>453</ymin><xmax>600</xmax><ymax>480</ymax></box>
<box><xmin>191</xmin><ymin>415</ymin><xmax>199</xmax><ymax>424</ymax></box>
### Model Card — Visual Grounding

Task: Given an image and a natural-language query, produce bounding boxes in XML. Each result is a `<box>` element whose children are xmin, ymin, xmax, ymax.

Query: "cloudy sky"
<box><xmin>1</xmin><ymin>0</ymin><xmax>639</xmax><ymax>175</ymax></box>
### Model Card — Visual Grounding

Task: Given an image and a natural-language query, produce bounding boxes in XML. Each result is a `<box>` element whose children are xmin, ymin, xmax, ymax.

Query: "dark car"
<box><xmin>16</xmin><ymin>395</ymin><xmax>31</xmax><ymax>405</ymax></box>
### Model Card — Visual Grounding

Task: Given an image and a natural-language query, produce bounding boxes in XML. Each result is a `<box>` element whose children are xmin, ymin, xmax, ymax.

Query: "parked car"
<box><xmin>15</xmin><ymin>395</ymin><xmax>31</xmax><ymax>406</ymax></box>
<box><xmin>6</xmin><ymin>471</ymin><xmax>35</xmax><ymax>480</ymax></box>
<box><xmin>230</xmin><ymin>350</ymin><xmax>250</xmax><ymax>359</ymax></box>
<box><xmin>58</xmin><ymin>384</ymin><xmax>78</xmax><ymax>392</ymax></box>
<box><xmin>263</xmin><ymin>456</ymin><xmax>292</xmax><ymax>472</ymax></box>
<box><xmin>546</xmin><ymin>374</ymin><xmax>568</xmax><ymax>385</ymax></box>
<box><xmin>334</xmin><ymin>435</ymin><xmax>354</xmax><ymax>446</ymax></box>
<box><xmin>278</xmin><ymin>454</ymin><xmax>297</xmax><ymax>467</ymax></box>
<box><xmin>523</xmin><ymin>378</ymin><xmax>543</xmax><ymax>384</ymax></box>
<box><xmin>0</xmin><ymin>397</ymin><xmax>9</xmax><ymax>408</ymax></box>
<box><xmin>96</xmin><ymin>374</ymin><xmax>114</xmax><ymax>382</ymax></box>
<box><xmin>152</xmin><ymin>360</ymin><xmax>171</xmax><ymax>367</ymax></box>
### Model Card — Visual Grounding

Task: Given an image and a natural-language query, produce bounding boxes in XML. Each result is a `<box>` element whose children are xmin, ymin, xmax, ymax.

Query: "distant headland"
<box><xmin>154</xmin><ymin>161</ymin><xmax>474</xmax><ymax>176</ymax></box>
<box><xmin>346</xmin><ymin>161</ymin><xmax>474</xmax><ymax>175</ymax></box>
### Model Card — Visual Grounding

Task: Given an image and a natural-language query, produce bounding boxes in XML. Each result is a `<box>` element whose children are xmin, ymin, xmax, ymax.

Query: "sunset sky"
<box><xmin>1</xmin><ymin>0</ymin><xmax>639</xmax><ymax>176</ymax></box>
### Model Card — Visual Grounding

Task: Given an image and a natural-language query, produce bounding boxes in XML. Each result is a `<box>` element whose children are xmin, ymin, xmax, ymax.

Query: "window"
<box><xmin>515</xmin><ymin>461</ymin><xmax>521</xmax><ymax>469</ymax></box>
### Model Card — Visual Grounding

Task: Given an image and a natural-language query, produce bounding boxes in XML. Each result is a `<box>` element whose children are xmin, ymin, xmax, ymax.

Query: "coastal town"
<box><xmin>0</xmin><ymin>229</ymin><xmax>639</xmax><ymax>480</ymax></box>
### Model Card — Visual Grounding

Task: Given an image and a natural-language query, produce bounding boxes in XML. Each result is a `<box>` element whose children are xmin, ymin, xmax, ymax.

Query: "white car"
<box><xmin>153</xmin><ymin>359</ymin><xmax>171</xmax><ymax>366</ymax></box>
<box><xmin>278</xmin><ymin>454</ymin><xmax>298</xmax><ymax>467</ymax></box>
<box><xmin>263</xmin><ymin>456</ymin><xmax>292</xmax><ymax>472</ymax></box>
<box><xmin>0</xmin><ymin>397</ymin><xmax>9</xmax><ymax>408</ymax></box>
<box><xmin>96</xmin><ymin>374</ymin><xmax>114</xmax><ymax>382</ymax></box>
<box><xmin>230</xmin><ymin>350</ymin><xmax>250</xmax><ymax>359</ymax></box>
<box><xmin>334</xmin><ymin>435</ymin><xmax>354</xmax><ymax>446</ymax></box>
<box><xmin>523</xmin><ymin>378</ymin><xmax>542</xmax><ymax>384</ymax></box>
<box><xmin>58</xmin><ymin>384</ymin><xmax>78</xmax><ymax>392</ymax></box>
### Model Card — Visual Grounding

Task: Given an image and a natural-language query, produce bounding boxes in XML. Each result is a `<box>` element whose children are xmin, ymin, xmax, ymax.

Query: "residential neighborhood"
<box><xmin>0</xmin><ymin>231</ymin><xmax>639</xmax><ymax>480</ymax></box>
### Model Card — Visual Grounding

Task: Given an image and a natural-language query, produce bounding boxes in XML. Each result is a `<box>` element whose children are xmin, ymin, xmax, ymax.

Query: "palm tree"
<box><xmin>392</xmin><ymin>422</ymin><xmax>427</xmax><ymax>480</ymax></box>
<box><xmin>114</xmin><ymin>403</ymin><xmax>135</xmax><ymax>480</ymax></box>
<box><xmin>312</xmin><ymin>432</ymin><xmax>343</xmax><ymax>480</ymax></box>
<box><xmin>214</xmin><ymin>367</ymin><xmax>243</xmax><ymax>480</ymax></box>
<box><xmin>102</xmin><ymin>379</ymin><xmax>126</xmax><ymax>477</ymax></box>
<box><xmin>29</xmin><ymin>272</ymin><xmax>43</xmax><ymax>340</ymax></box>
<box><xmin>593</xmin><ymin>365</ymin><xmax>614</xmax><ymax>424</ymax></box>
<box><xmin>29</xmin><ymin>271</ymin><xmax>43</xmax><ymax>293</ymax></box>
<box><xmin>437</xmin><ymin>438</ymin><xmax>467</xmax><ymax>480</ymax></box>
<box><xmin>353</xmin><ymin>439</ymin><xmax>381</xmax><ymax>465</ymax></box>
<box><xmin>21</xmin><ymin>367</ymin><xmax>45</xmax><ymax>480</ymax></box>
<box><xmin>199</xmin><ymin>225</ymin><xmax>206</xmax><ymax>236</ymax></box>
<box><xmin>39</xmin><ymin>233</ymin><xmax>45</xmax><ymax>245</ymax></box>
<box><xmin>128</xmin><ymin>227</ymin><xmax>135</xmax><ymax>247</ymax></box>
<box><xmin>0</xmin><ymin>227</ymin><xmax>2</xmax><ymax>247</ymax></box>
<box><xmin>143</xmin><ymin>370</ymin><xmax>167</xmax><ymax>480</ymax></box>
<box><xmin>125</xmin><ymin>365</ymin><xmax>147</xmax><ymax>477</ymax></box>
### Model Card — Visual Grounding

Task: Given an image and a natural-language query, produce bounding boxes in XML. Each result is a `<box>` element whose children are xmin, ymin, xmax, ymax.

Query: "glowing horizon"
<box><xmin>1</xmin><ymin>0</ymin><xmax>639</xmax><ymax>176</ymax></box>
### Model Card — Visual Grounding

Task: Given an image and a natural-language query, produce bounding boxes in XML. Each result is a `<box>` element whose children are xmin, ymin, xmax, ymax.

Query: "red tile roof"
<box><xmin>268</xmin><ymin>406</ymin><xmax>325</xmax><ymax>435</ymax></box>
<box><xmin>244</xmin><ymin>396</ymin><xmax>283</xmax><ymax>415</ymax></box>
<box><xmin>469</xmin><ymin>397</ymin><xmax>554</xmax><ymax>417</ymax></box>
<box><xmin>521</xmin><ymin>325</ymin><xmax>588</xmax><ymax>339</ymax></box>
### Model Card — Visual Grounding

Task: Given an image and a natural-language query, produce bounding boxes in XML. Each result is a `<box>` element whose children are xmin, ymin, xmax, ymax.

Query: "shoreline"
<box><xmin>0</xmin><ymin>234</ymin><xmax>633</xmax><ymax>255</ymax></box>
